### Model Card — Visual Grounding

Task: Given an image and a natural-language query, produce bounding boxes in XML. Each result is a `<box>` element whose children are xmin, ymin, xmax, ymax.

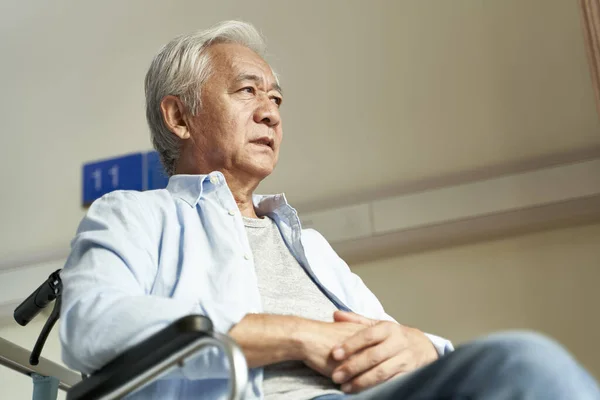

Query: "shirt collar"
<box><xmin>252</xmin><ymin>193</ymin><xmax>290</xmax><ymax>216</ymax></box>
<box><xmin>166</xmin><ymin>173</ymin><xmax>289</xmax><ymax>213</ymax></box>
<box><xmin>166</xmin><ymin>174</ymin><xmax>207</xmax><ymax>207</ymax></box>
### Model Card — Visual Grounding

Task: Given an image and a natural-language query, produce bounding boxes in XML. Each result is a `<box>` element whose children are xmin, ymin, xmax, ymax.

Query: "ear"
<box><xmin>160</xmin><ymin>95</ymin><xmax>191</xmax><ymax>139</ymax></box>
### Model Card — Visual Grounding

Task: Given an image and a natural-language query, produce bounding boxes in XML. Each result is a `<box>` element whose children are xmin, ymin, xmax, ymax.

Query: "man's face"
<box><xmin>185</xmin><ymin>42</ymin><xmax>283</xmax><ymax>180</ymax></box>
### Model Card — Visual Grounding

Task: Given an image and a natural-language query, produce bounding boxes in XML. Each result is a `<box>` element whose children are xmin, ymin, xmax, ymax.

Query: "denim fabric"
<box><xmin>312</xmin><ymin>332</ymin><xmax>600</xmax><ymax>400</ymax></box>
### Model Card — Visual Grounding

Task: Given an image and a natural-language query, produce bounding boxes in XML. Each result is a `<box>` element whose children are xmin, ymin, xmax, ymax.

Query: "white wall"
<box><xmin>0</xmin><ymin>0</ymin><xmax>598</xmax><ymax>262</ymax></box>
<box><xmin>351</xmin><ymin>222</ymin><xmax>600</xmax><ymax>379</ymax></box>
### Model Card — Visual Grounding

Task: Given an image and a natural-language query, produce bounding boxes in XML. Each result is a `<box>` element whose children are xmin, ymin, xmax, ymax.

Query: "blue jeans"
<box><xmin>313</xmin><ymin>331</ymin><xmax>599</xmax><ymax>400</ymax></box>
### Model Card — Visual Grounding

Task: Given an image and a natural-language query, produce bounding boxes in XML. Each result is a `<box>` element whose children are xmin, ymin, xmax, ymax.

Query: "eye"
<box><xmin>270</xmin><ymin>96</ymin><xmax>282</xmax><ymax>107</ymax></box>
<box><xmin>241</xmin><ymin>86</ymin><xmax>256</xmax><ymax>94</ymax></box>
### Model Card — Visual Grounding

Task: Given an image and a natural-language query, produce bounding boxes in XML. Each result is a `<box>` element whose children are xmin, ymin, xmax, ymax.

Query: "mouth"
<box><xmin>250</xmin><ymin>137</ymin><xmax>274</xmax><ymax>150</ymax></box>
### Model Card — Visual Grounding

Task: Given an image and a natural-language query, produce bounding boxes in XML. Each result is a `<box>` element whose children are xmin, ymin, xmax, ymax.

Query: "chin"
<box><xmin>247</xmin><ymin>163</ymin><xmax>276</xmax><ymax>180</ymax></box>
<box><xmin>256</xmin><ymin>166</ymin><xmax>276</xmax><ymax>179</ymax></box>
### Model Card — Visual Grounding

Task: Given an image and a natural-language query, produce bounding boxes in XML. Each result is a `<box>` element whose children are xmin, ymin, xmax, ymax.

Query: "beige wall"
<box><xmin>1</xmin><ymin>0</ymin><xmax>598</xmax><ymax>396</ymax></box>
<box><xmin>351</xmin><ymin>222</ymin><xmax>600</xmax><ymax>379</ymax></box>
<box><xmin>1</xmin><ymin>0</ymin><xmax>598</xmax><ymax>260</ymax></box>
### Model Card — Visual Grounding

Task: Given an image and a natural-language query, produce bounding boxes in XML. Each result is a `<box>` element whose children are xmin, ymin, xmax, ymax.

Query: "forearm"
<box><xmin>228</xmin><ymin>313</ymin><xmax>313</xmax><ymax>368</ymax></box>
<box><xmin>60</xmin><ymin>293</ymin><xmax>198</xmax><ymax>373</ymax></box>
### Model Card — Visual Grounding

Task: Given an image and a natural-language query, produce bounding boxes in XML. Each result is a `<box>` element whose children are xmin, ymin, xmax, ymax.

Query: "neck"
<box><xmin>174</xmin><ymin>149</ymin><xmax>263</xmax><ymax>218</ymax></box>
<box><xmin>221</xmin><ymin>170</ymin><xmax>261</xmax><ymax>218</ymax></box>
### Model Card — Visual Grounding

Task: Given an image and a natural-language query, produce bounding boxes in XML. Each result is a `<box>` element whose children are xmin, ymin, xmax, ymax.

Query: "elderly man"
<box><xmin>60</xmin><ymin>21</ymin><xmax>599</xmax><ymax>400</ymax></box>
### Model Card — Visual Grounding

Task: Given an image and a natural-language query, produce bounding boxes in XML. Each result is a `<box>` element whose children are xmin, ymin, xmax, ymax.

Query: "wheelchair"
<box><xmin>12</xmin><ymin>269</ymin><xmax>249</xmax><ymax>400</ymax></box>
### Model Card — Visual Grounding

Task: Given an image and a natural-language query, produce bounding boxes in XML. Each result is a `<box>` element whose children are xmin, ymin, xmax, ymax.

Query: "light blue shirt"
<box><xmin>60</xmin><ymin>173</ymin><xmax>453</xmax><ymax>399</ymax></box>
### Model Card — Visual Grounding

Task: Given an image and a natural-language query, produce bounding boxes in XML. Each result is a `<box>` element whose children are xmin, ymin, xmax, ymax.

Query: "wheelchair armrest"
<box><xmin>67</xmin><ymin>314</ymin><xmax>248</xmax><ymax>400</ymax></box>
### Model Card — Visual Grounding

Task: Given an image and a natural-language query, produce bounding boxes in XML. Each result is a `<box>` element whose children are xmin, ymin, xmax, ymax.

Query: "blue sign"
<box><xmin>82</xmin><ymin>151</ymin><xmax>170</xmax><ymax>206</ymax></box>
<box><xmin>146</xmin><ymin>151</ymin><xmax>170</xmax><ymax>191</ymax></box>
<box><xmin>82</xmin><ymin>153</ymin><xmax>144</xmax><ymax>206</ymax></box>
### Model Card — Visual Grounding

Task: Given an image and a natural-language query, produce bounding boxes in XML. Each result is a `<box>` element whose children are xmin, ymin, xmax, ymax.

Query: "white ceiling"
<box><xmin>0</xmin><ymin>0</ymin><xmax>598</xmax><ymax>261</ymax></box>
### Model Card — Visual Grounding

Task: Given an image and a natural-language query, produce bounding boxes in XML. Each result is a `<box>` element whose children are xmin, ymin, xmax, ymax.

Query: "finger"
<box><xmin>333</xmin><ymin>311</ymin><xmax>376</xmax><ymax>326</ymax></box>
<box><xmin>332</xmin><ymin>322</ymin><xmax>390</xmax><ymax>361</ymax></box>
<box><xmin>332</xmin><ymin>337</ymin><xmax>398</xmax><ymax>384</ymax></box>
<box><xmin>341</xmin><ymin>354</ymin><xmax>407</xmax><ymax>394</ymax></box>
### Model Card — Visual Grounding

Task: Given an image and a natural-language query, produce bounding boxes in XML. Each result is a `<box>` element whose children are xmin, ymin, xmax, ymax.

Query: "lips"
<box><xmin>250</xmin><ymin>137</ymin><xmax>274</xmax><ymax>149</ymax></box>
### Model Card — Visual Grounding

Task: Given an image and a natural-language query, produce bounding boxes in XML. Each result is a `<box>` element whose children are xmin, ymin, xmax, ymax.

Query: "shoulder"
<box><xmin>300</xmin><ymin>228</ymin><xmax>330</xmax><ymax>247</ymax></box>
<box><xmin>300</xmin><ymin>227</ymin><xmax>321</xmax><ymax>238</ymax></box>
<box><xmin>80</xmin><ymin>189</ymin><xmax>175</xmax><ymax>233</ymax></box>
<box><xmin>89</xmin><ymin>189</ymin><xmax>174</xmax><ymax>213</ymax></box>
<box><xmin>96</xmin><ymin>188</ymin><xmax>172</xmax><ymax>204</ymax></box>
<box><xmin>300</xmin><ymin>228</ymin><xmax>349</xmax><ymax>269</ymax></box>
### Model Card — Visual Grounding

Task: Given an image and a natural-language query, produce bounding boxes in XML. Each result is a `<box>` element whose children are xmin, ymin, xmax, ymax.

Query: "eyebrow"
<box><xmin>235</xmin><ymin>73</ymin><xmax>283</xmax><ymax>95</ymax></box>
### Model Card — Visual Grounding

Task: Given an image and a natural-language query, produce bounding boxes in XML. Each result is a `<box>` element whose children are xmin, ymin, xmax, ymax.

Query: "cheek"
<box><xmin>214</xmin><ymin>115</ymin><xmax>242</xmax><ymax>145</ymax></box>
<box><xmin>232</xmin><ymin>108</ymin><xmax>253</xmax><ymax>133</ymax></box>
<box><xmin>275</xmin><ymin>127</ymin><xmax>283</xmax><ymax>145</ymax></box>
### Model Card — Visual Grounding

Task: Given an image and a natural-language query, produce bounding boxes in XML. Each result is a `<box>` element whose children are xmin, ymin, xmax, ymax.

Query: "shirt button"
<box><xmin>244</xmin><ymin>253</ymin><xmax>251</xmax><ymax>260</ymax></box>
<box><xmin>209</xmin><ymin>176</ymin><xmax>219</xmax><ymax>185</ymax></box>
<box><xmin>228</xmin><ymin>209</ymin><xmax>236</xmax><ymax>216</ymax></box>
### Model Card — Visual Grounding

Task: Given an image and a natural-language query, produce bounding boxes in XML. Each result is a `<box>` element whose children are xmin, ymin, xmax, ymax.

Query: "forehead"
<box><xmin>206</xmin><ymin>42</ymin><xmax>275</xmax><ymax>82</ymax></box>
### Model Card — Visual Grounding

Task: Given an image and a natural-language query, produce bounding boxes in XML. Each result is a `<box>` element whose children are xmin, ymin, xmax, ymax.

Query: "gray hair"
<box><xmin>145</xmin><ymin>20</ymin><xmax>269</xmax><ymax>176</ymax></box>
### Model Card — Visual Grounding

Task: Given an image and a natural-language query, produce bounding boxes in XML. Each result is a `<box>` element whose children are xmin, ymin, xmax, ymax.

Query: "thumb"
<box><xmin>333</xmin><ymin>310</ymin><xmax>376</xmax><ymax>326</ymax></box>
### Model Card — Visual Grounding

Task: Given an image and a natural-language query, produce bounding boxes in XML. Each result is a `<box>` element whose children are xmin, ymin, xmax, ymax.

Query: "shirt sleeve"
<box><xmin>59</xmin><ymin>191</ymin><xmax>232</xmax><ymax>378</ymax></box>
<box><xmin>350</xmin><ymin>273</ymin><xmax>454</xmax><ymax>357</ymax></box>
<box><xmin>304</xmin><ymin>229</ymin><xmax>454</xmax><ymax>357</ymax></box>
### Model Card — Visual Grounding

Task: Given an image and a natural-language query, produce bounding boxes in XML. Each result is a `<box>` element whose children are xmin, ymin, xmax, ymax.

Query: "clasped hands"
<box><xmin>303</xmin><ymin>311</ymin><xmax>438</xmax><ymax>394</ymax></box>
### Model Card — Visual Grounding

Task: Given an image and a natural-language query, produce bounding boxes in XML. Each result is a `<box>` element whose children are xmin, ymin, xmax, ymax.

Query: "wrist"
<box><xmin>289</xmin><ymin>317</ymin><xmax>323</xmax><ymax>361</ymax></box>
<box><xmin>414</xmin><ymin>328</ymin><xmax>439</xmax><ymax>363</ymax></box>
<box><xmin>229</xmin><ymin>314</ymin><xmax>317</xmax><ymax>366</ymax></box>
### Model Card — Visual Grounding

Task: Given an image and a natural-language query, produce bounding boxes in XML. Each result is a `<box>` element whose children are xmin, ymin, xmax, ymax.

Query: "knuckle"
<box><xmin>364</xmin><ymin>329</ymin><xmax>376</xmax><ymax>343</ymax></box>
<box><xmin>368</xmin><ymin>355</ymin><xmax>379</xmax><ymax>369</ymax></box>
<box><xmin>364</xmin><ymin>351</ymin><xmax>377</xmax><ymax>368</ymax></box>
<box><xmin>342</xmin><ymin>362</ymin><xmax>356</xmax><ymax>376</ymax></box>
<box><xmin>350</xmin><ymin>377</ymin><xmax>367</xmax><ymax>392</ymax></box>
<box><xmin>370</xmin><ymin>347</ymin><xmax>384</xmax><ymax>364</ymax></box>
<box><xmin>382</xmin><ymin>321</ymin><xmax>394</xmax><ymax>333</ymax></box>
<box><xmin>374</xmin><ymin>366</ymin><xmax>388</xmax><ymax>382</ymax></box>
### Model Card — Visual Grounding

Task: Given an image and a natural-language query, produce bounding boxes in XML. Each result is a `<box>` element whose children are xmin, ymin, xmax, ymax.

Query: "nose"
<box><xmin>253</xmin><ymin>96</ymin><xmax>281</xmax><ymax>127</ymax></box>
